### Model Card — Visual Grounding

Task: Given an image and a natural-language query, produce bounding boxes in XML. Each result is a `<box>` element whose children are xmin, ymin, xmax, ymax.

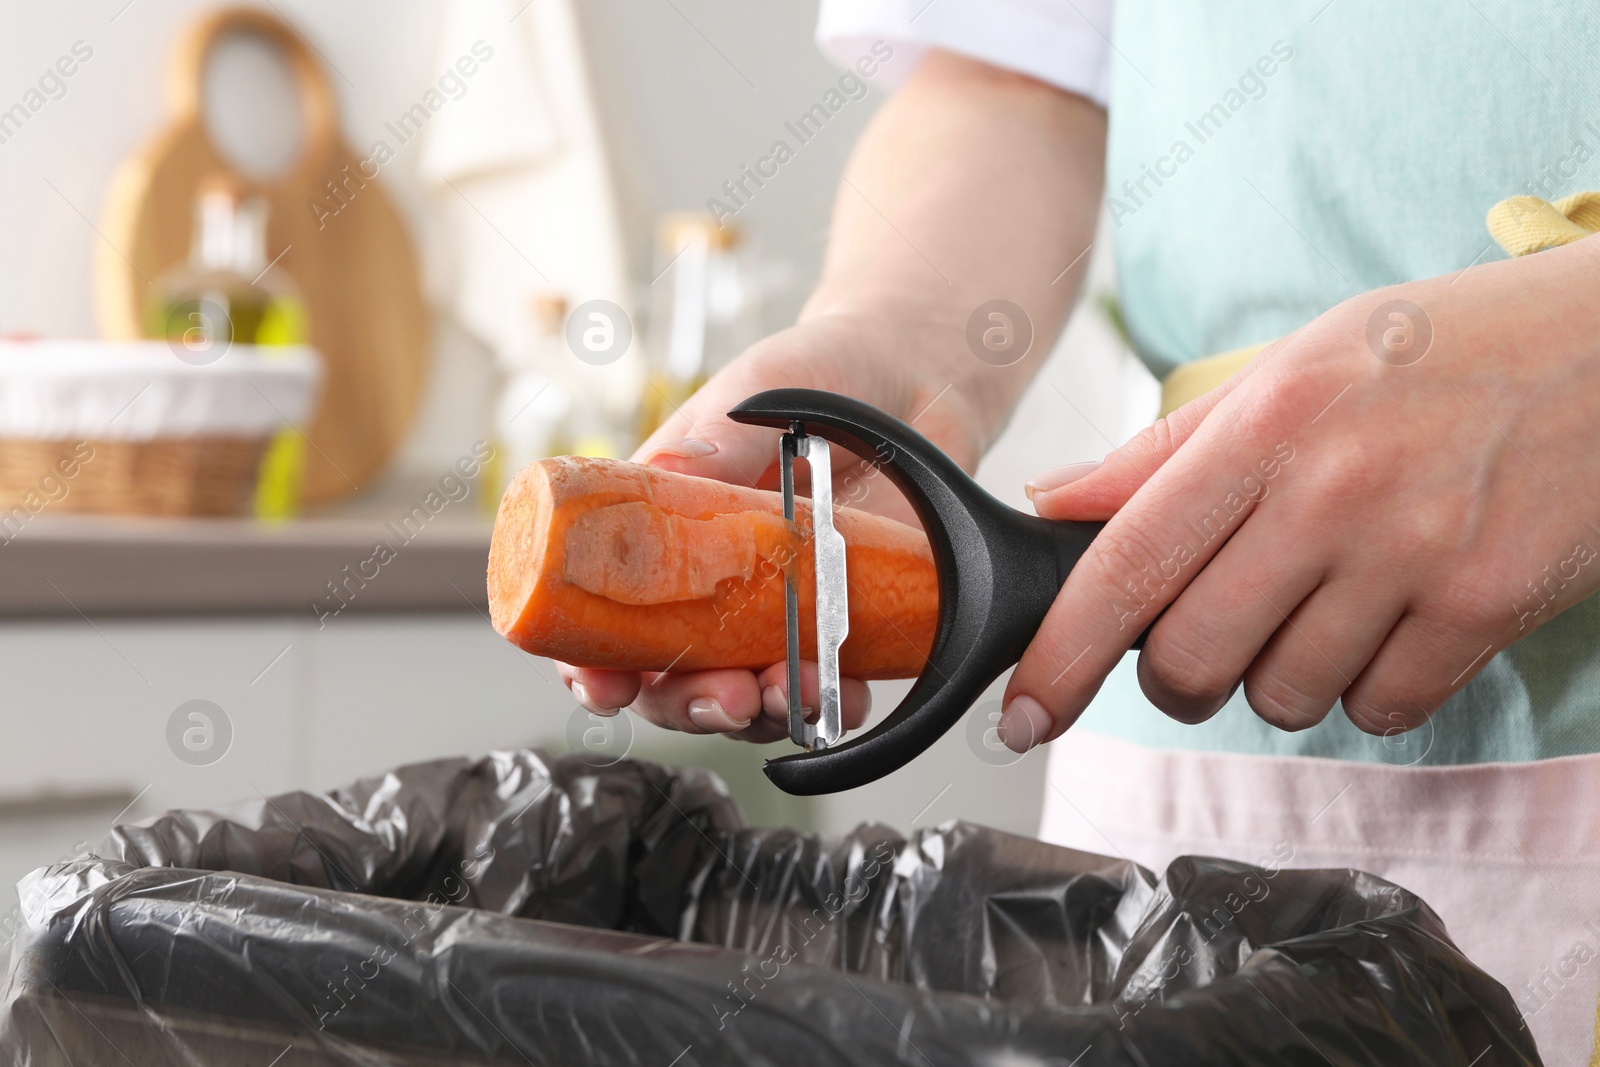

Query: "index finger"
<box><xmin>1003</xmin><ymin>385</ymin><xmax>1308</xmax><ymax>743</ymax></box>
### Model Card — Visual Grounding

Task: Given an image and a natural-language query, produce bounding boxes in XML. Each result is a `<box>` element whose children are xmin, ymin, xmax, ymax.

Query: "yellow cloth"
<box><xmin>1155</xmin><ymin>191</ymin><xmax>1599</xmax><ymax>418</ymax></box>
<box><xmin>1487</xmin><ymin>190</ymin><xmax>1600</xmax><ymax>256</ymax></box>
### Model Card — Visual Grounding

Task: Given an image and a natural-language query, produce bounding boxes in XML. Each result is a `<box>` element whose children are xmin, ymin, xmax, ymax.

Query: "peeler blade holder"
<box><xmin>730</xmin><ymin>388</ymin><xmax>1141</xmax><ymax>796</ymax></box>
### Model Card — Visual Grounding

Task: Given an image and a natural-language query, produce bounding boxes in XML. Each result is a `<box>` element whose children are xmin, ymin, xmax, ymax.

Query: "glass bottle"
<box><xmin>489</xmin><ymin>292</ymin><xmax>572</xmax><ymax>508</ymax></box>
<box><xmin>147</xmin><ymin>177</ymin><xmax>309</xmax><ymax>519</ymax></box>
<box><xmin>634</xmin><ymin>214</ymin><xmax>758</xmax><ymax>443</ymax></box>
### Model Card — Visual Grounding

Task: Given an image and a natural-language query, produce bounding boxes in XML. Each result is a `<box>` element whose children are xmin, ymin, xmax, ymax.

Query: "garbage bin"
<box><xmin>0</xmin><ymin>750</ymin><xmax>1539</xmax><ymax>1065</ymax></box>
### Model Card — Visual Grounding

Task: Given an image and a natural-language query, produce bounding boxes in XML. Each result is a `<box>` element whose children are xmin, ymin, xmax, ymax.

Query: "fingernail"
<box><xmin>1025</xmin><ymin>461</ymin><xmax>1102</xmax><ymax>500</ymax></box>
<box><xmin>571</xmin><ymin>681</ymin><xmax>618</xmax><ymax>717</ymax></box>
<box><xmin>688</xmin><ymin>697</ymin><xmax>748</xmax><ymax>732</ymax></box>
<box><xmin>998</xmin><ymin>695</ymin><xmax>1054</xmax><ymax>753</ymax></box>
<box><xmin>646</xmin><ymin>438</ymin><xmax>718</xmax><ymax>463</ymax></box>
<box><xmin>761</xmin><ymin>684</ymin><xmax>788</xmax><ymax>717</ymax></box>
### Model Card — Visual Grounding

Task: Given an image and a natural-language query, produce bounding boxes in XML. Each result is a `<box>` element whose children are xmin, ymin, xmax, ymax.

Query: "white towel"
<box><xmin>419</xmin><ymin>0</ymin><xmax>637</xmax><ymax>402</ymax></box>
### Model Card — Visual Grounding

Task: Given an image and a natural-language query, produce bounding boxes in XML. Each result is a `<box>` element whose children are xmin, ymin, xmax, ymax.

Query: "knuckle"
<box><xmin>1087</xmin><ymin>527</ymin><xmax>1176</xmax><ymax>631</ymax></box>
<box><xmin>1391</xmin><ymin>497</ymin><xmax>1474</xmax><ymax>566</ymax></box>
<box><xmin>1312</xmin><ymin>446</ymin><xmax>1386</xmax><ymax>505</ymax></box>
<box><xmin>1341</xmin><ymin>692</ymin><xmax>1431</xmax><ymax>737</ymax></box>
<box><xmin>1396</xmin><ymin>607</ymin><xmax>1493</xmax><ymax>671</ymax></box>
<box><xmin>1164</xmin><ymin>395</ymin><xmax>1214</xmax><ymax>440</ymax></box>
<box><xmin>1137</xmin><ymin>416</ymin><xmax>1179</xmax><ymax>457</ymax></box>
<box><xmin>1244</xmin><ymin>669</ymin><xmax>1334</xmax><ymax>731</ymax></box>
<box><xmin>1431</xmin><ymin>573</ymin><xmax>1506</xmax><ymax>636</ymax></box>
<box><xmin>1232</xmin><ymin>361</ymin><xmax>1335</xmax><ymax>429</ymax></box>
<box><xmin>1140</xmin><ymin>635</ymin><xmax>1233</xmax><ymax>710</ymax></box>
<box><xmin>1089</xmin><ymin>524</ymin><xmax>1168</xmax><ymax>590</ymax></box>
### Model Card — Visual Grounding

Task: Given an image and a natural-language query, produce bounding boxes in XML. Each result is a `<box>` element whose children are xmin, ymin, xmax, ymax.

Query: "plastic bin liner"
<box><xmin>1</xmin><ymin>749</ymin><xmax>1539</xmax><ymax>1065</ymax></box>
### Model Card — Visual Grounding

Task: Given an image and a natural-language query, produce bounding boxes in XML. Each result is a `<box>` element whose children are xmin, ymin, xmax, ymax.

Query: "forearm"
<box><xmin>802</xmin><ymin>49</ymin><xmax>1107</xmax><ymax>450</ymax></box>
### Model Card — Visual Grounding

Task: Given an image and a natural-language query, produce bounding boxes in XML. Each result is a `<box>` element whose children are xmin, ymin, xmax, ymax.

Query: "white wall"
<box><xmin>1</xmin><ymin>0</ymin><xmax>875</xmax><ymax>474</ymax></box>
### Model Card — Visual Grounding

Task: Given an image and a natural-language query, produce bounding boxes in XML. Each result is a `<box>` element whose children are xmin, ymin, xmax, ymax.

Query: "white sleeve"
<box><xmin>816</xmin><ymin>0</ymin><xmax>1112</xmax><ymax>107</ymax></box>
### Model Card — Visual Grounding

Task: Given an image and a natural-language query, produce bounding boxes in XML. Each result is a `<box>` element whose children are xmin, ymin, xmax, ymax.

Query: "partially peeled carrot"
<box><xmin>488</xmin><ymin>456</ymin><xmax>936</xmax><ymax>678</ymax></box>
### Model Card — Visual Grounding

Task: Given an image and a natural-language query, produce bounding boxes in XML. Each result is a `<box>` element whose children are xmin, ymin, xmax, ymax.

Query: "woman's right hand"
<box><xmin>557</xmin><ymin>311</ymin><xmax>986</xmax><ymax>743</ymax></box>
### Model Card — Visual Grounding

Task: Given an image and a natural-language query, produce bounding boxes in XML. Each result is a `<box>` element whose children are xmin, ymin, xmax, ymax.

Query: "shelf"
<box><xmin>0</xmin><ymin>512</ymin><xmax>492</xmax><ymax>618</ymax></box>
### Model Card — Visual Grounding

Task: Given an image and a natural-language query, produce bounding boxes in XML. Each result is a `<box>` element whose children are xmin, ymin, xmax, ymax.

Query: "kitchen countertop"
<box><xmin>0</xmin><ymin>480</ymin><xmax>495</xmax><ymax>618</ymax></box>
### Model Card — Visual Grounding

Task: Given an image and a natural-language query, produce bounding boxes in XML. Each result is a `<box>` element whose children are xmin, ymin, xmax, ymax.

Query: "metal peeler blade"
<box><xmin>779</xmin><ymin>424</ymin><xmax>849</xmax><ymax>751</ymax></box>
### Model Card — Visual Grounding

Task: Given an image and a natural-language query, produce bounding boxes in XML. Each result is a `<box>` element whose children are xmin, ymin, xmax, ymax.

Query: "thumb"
<box><xmin>635</xmin><ymin>391</ymin><xmax>778</xmax><ymax>490</ymax></box>
<box><xmin>1027</xmin><ymin>346</ymin><xmax>1275</xmax><ymax>521</ymax></box>
<box><xmin>631</xmin><ymin>348</ymin><xmax>812</xmax><ymax>489</ymax></box>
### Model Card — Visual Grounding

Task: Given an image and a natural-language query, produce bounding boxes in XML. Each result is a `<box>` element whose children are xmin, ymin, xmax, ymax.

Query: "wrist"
<box><xmin>797</xmin><ymin>290</ymin><xmax>1036</xmax><ymax>455</ymax></box>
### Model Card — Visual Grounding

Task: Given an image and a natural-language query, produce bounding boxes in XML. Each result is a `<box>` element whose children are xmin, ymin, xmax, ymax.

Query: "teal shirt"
<box><xmin>1078</xmin><ymin>1</ymin><xmax>1600</xmax><ymax>764</ymax></box>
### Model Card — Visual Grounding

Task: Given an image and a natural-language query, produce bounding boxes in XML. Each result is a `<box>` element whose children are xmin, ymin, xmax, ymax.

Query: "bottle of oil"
<box><xmin>487</xmin><ymin>292</ymin><xmax>572</xmax><ymax>512</ymax></box>
<box><xmin>634</xmin><ymin>214</ymin><xmax>757</xmax><ymax>443</ymax></box>
<box><xmin>147</xmin><ymin>176</ymin><xmax>309</xmax><ymax>520</ymax></box>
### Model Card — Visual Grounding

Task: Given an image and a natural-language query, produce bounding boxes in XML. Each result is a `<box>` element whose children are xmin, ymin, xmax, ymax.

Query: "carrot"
<box><xmin>488</xmin><ymin>456</ymin><xmax>936</xmax><ymax>678</ymax></box>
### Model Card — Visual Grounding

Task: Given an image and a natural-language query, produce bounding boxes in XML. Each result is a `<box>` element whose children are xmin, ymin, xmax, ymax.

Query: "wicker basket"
<box><xmin>0</xmin><ymin>436</ymin><xmax>270</xmax><ymax>517</ymax></box>
<box><xmin>0</xmin><ymin>340</ymin><xmax>321</xmax><ymax>520</ymax></box>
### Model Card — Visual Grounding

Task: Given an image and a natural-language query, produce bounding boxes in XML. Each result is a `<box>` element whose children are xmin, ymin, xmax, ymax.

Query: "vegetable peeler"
<box><xmin>728</xmin><ymin>388</ymin><xmax>1145</xmax><ymax>796</ymax></box>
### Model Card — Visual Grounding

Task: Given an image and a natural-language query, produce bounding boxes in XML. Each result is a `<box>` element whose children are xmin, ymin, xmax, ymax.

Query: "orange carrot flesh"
<box><xmin>488</xmin><ymin>456</ymin><xmax>937</xmax><ymax>678</ymax></box>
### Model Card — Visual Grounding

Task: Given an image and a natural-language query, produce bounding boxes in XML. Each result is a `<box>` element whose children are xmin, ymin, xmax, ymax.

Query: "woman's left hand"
<box><xmin>999</xmin><ymin>235</ymin><xmax>1600</xmax><ymax>752</ymax></box>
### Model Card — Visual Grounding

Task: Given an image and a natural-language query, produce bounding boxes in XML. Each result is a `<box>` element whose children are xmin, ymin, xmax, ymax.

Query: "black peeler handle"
<box><xmin>728</xmin><ymin>388</ymin><xmax>1146</xmax><ymax>796</ymax></box>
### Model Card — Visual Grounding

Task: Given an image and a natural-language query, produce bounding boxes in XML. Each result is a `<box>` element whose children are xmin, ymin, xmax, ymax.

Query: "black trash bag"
<box><xmin>0</xmin><ymin>749</ymin><xmax>1539</xmax><ymax>1066</ymax></box>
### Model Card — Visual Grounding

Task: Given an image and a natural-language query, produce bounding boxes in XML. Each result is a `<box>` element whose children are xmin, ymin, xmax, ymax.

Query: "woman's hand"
<box><xmin>559</xmin><ymin>47</ymin><xmax>1107</xmax><ymax>742</ymax></box>
<box><xmin>1001</xmin><ymin>235</ymin><xmax>1600</xmax><ymax>751</ymax></box>
<box><xmin>559</xmin><ymin>313</ymin><xmax>986</xmax><ymax>742</ymax></box>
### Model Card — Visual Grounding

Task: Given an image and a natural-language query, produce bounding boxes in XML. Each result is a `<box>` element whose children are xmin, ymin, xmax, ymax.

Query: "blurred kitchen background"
<box><xmin>0</xmin><ymin>0</ymin><xmax>1157</xmax><ymax>956</ymax></box>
